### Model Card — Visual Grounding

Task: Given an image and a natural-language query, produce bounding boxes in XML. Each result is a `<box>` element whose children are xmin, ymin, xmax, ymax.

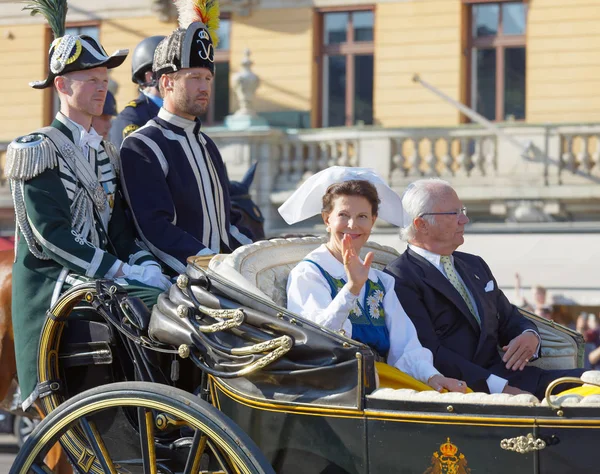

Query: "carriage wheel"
<box><xmin>10</xmin><ymin>381</ymin><xmax>275</xmax><ymax>474</ymax></box>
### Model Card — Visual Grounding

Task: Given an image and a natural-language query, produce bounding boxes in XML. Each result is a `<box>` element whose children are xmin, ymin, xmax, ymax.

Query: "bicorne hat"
<box><xmin>24</xmin><ymin>0</ymin><xmax>128</xmax><ymax>89</ymax></box>
<box><xmin>153</xmin><ymin>0</ymin><xmax>220</xmax><ymax>77</ymax></box>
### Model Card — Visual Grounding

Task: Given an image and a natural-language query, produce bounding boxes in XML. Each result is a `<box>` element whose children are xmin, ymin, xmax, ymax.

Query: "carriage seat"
<box><xmin>208</xmin><ymin>236</ymin><xmax>401</xmax><ymax>308</ymax></box>
<box><xmin>208</xmin><ymin>237</ymin><xmax>582</xmax><ymax>372</ymax></box>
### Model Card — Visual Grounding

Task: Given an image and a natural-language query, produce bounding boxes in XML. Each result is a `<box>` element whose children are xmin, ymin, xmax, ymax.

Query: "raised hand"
<box><xmin>342</xmin><ymin>233</ymin><xmax>374</xmax><ymax>295</ymax></box>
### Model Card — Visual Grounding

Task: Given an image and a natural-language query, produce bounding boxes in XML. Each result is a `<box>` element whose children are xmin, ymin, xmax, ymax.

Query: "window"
<box><xmin>317</xmin><ymin>8</ymin><xmax>374</xmax><ymax>128</ymax></box>
<box><xmin>49</xmin><ymin>25</ymin><xmax>100</xmax><ymax>121</ymax></box>
<box><xmin>466</xmin><ymin>1</ymin><xmax>527</xmax><ymax>122</ymax></box>
<box><xmin>201</xmin><ymin>15</ymin><xmax>231</xmax><ymax>125</ymax></box>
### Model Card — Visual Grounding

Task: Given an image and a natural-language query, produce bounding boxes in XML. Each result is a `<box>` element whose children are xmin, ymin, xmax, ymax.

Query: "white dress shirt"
<box><xmin>287</xmin><ymin>244</ymin><xmax>441</xmax><ymax>384</ymax></box>
<box><xmin>60</xmin><ymin>112</ymin><xmax>102</xmax><ymax>158</ymax></box>
<box><xmin>408</xmin><ymin>244</ymin><xmax>540</xmax><ymax>394</ymax></box>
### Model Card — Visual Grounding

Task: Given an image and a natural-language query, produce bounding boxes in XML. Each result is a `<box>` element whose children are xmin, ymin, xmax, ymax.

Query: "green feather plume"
<box><xmin>22</xmin><ymin>0</ymin><xmax>68</xmax><ymax>39</ymax></box>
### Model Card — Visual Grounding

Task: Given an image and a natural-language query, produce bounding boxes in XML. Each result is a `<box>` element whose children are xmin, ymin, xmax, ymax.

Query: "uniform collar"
<box><xmin>54</xmin><ymin>112</ymin><xmax>102</xmax><ymax>150</ymax></box>
<box><xmin>312</xmin><ymin>244</ymin><xmax>379</xmax><ymax>282</ymax></box>
<box><xmin>158</xmin><ymin>107</ymin><xmax>200</xmax><ymax>132</ymax></box>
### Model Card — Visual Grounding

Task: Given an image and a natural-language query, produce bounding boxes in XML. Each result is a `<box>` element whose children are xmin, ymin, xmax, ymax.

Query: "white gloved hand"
<box><xmin>121</xmin><ymin>263</ymin><xmax>172</xmax><ymax>290</ymax></box>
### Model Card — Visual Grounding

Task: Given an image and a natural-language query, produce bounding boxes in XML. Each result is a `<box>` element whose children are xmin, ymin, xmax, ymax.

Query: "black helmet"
<box><xmin>131</xmin><ymin>35</ymin><xmax>166</xmax><ymax>85</ymax></box>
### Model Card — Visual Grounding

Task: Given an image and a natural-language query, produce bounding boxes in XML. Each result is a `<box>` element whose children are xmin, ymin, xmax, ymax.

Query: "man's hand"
<box><xmin>502</xmin><ymin>332</ymin><xmax>539</xmax><ymax>371</ymax></box>
<box><xmin>427</xmin><ymin>374</ymin><xmax>468</xmax><ymax>393</ymax></box>
<box><xmin>502</xmin><ymin>384</ymin><xmax>532</xmax><ymax>396</ymax></box>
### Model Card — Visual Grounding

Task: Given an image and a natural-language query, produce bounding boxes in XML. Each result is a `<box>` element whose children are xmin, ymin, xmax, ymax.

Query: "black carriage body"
<box><xmin>188</xmin><ymin>265</ymin><xmax>599</xmax><ymax>474</ymax></box>
<box><xmin>211</xmin><ymin>375</ymin><xmax>600</xmax><ymax>473</ymax></box>
<box><xmin>22</xmin><ymin>251</ymin><xmax>600</xmax><ymax>474</ymax></box>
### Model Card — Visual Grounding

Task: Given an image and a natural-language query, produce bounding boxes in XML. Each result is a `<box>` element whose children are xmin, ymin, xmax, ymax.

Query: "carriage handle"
<box><xmin>544</xmin><ymin>376</ymin><xmax>600</xmax><ymax>411</ymax></box>
<box><xmin>187</xmin><ymin>334</ymin><xmax>294</xmax><ymax>379</ymax></box>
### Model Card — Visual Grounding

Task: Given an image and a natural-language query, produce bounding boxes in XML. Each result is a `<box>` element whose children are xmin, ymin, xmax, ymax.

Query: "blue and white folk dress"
<box><xmin>286</xmin><ymin>244</ymin><xmax>440</xmax><ymax>384</ymax></box>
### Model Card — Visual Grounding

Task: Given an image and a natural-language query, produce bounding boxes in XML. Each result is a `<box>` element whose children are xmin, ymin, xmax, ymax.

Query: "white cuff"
<box><xmin>105</xmin><ymin>259</ymin><xmax>124</xmax><ymax>279</ymax></box>
<box><xmin>523</xmin><ymin>329</ymin><xmax>541</xmax><ymax>358</ymax></box>
<box><xmin>487</xmin><ymin>374</ymin><xmax>508</xmax><ymax>394</ymax></box>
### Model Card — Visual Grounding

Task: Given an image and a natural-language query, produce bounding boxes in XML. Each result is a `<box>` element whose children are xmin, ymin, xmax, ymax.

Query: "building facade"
<box><xmin>1</xmin><ymin>0</ymin><xmax>600</xmax><ymax>140</ymax></box>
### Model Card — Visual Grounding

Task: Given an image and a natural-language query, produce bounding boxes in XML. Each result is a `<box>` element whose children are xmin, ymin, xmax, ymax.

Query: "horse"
<box><xmin>229</xmin><ymin>162</ymin><xmax>266</xmax><ymax>241</ymax></box>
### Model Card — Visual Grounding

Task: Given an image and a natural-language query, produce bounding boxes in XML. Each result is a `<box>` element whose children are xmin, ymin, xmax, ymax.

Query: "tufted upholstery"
<box><xmin>210</xmin><ymin>236</ymin><xmax>401</xmax><ymax>308</ymax></box>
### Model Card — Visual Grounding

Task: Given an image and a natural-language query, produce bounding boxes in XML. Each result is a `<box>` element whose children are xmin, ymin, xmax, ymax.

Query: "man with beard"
<box><xmin>119</xmin><ymin>11</ymin><xmax>252</xmax><ymax>275</ymax></box>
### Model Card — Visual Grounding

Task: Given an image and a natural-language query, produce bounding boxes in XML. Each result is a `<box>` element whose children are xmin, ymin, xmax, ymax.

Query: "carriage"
<box><xmin>10</xmin><ymin>236</ymin><xmax>600</xmax><ymax>474</ymax></box>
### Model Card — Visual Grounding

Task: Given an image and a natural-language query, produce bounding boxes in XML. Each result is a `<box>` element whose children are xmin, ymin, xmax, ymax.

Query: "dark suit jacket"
<box><xmin>384</xmin><ymin>248</ymin><xmax>542</xmax><ymax>393</ymax></box>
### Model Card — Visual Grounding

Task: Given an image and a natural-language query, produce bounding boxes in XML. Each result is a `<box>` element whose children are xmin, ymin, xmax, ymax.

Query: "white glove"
<box><xmin>121</xmin><ymin>263</ymin><xmax>171</xmax><ymax>290</ymax></box>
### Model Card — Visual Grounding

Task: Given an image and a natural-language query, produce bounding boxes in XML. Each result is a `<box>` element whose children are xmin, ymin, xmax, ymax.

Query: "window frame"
<box><xmin>464</xmin><ymin>0</ymin><xmax>528</xmax><ymax>122</ymax></box>
<box><xmin>313</xmin><ymin>5</ymin><xmax>375</xmax><ymax>128</ymax></box>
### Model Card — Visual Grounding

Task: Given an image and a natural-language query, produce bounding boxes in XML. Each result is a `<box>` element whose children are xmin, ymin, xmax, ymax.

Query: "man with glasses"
<box><xmin>384</xmin><ymin>179</ymin><xmax>583</xmax><ymax>399</ymax></box>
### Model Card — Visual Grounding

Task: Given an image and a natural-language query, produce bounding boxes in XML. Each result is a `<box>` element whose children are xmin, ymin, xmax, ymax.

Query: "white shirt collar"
<box><xmin>408</xmin><ymin>243</ymin><xmax>454</xmax><ymax>271</ymax></box>
<box><xmin>311</xmin><ymin>244</ymin><xmax>379</xmax><ymax>282</ymax></box>
<box><xmin>158</xmin><ymin>107</ymin><xmax>198</xmax><ymax>131</ymax></box>
<box><xmin>55</xmin><ymin>112</ymin><xmax>102</xmax><ymax>150</ymax></box>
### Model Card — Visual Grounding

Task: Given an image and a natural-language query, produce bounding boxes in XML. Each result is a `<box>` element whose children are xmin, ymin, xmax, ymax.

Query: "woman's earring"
<box><xmin>326</xmin><ymin>226</ymin><xmax>331</xmax><ymax>233</ymax></box>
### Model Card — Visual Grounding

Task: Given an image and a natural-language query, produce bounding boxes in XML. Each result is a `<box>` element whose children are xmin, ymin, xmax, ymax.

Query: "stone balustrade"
<box><xmin>0</xmin><ymin>123</ymin><xmax>599</xmax><ymax>232</ymax></box>
<box><xmin>210</xmin><ymin>123</ymin><xmax>600</xmax><ymax>231</ymax></box>
<box><xmin>556</xmin><ymin>125</ymin><xmax>600</xmax><ymax>183</ymax></box>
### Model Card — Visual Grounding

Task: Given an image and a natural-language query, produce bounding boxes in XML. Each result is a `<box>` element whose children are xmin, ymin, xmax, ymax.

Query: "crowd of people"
<box><xmin>514</xmin><ymin>274</ymin><xmax>600</xmax><ymax>370</ymax></box>
<box><xmin>5</xmin><ymin>0</ymin><xmax>594</xmax><ymax>412</ymax></box>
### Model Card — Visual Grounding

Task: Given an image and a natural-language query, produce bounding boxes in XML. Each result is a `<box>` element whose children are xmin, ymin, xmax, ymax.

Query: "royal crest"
<box><xmin>424</xmin><ymin>438</ymin><xmax>471</xmax><ymax>474</ymax></box>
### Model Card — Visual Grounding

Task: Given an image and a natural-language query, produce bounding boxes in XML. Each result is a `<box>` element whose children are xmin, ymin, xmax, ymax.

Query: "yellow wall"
<box><xmin>374</xmin><ymin>0</ymin><xmax>463</xmax><ymax>127</ymax></box>
<box><xmin>100</xmin><ymin>17</ymin><xmax>176</xmax><ymax>115</ymax></box>
<box><xmin>527</xmin><ymin>0</ymin><xmax>600</xmax><ymax>123</ymax></box>
<box><xmin>0</xmin><ymin>24</ymin><xmax>48</xmax><ymax>141</ymax></box>
<box><xmin>230</xmin><ymin>8</ymin><xmax>313</xmax><ymax>115</ymax></box>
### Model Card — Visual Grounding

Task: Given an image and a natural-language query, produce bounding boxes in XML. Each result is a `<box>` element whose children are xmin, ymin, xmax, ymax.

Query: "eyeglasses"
<box><xmin>419</xmin><ymin>207</ymin><xmax>468</xmax><ymax>219</ymax></box>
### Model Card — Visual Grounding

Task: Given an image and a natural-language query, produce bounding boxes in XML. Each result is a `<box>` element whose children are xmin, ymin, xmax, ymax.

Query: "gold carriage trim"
<box><xmin>424</xmin><ymin>437</ymin><xmax>471</xmax><ymax>474</ymax></box>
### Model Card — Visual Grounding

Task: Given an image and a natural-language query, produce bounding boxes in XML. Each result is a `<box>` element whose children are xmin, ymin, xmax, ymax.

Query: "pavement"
<box><xmin>0</xmin><ymin>435</ymin><xmax>18</xmax><ymax>474</ymax></box>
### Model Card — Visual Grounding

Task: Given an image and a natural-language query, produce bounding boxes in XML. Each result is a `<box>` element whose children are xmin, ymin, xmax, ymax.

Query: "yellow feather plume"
<box><xmin>175</xmin><ymin>0</ymin><xmax>220</xmax><ymax>48</ymax></box>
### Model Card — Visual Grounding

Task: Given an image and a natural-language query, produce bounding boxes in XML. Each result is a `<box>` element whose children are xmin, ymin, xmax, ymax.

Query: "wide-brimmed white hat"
<box><xmin>278</xmin><ymin>166</ymin><xmax>405</xmax><ymax>226</ymax></box>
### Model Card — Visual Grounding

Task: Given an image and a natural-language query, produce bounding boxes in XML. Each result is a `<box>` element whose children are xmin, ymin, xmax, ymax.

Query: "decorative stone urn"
<box><xmin>225</xmin><ymin>49</ymin><xmax>268</xmax><ymax>130</ymax></box>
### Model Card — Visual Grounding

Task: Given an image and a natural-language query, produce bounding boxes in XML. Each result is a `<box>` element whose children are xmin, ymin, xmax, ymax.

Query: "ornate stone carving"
<box><xmin>232</xmin><ymin>49</ymin><xmax>260</xmax><ymax>118</ymax></box>
<box><xmin>151</xmin><ymin>0</ymin><xmax>177</xmax><ymax>23</ymax></box>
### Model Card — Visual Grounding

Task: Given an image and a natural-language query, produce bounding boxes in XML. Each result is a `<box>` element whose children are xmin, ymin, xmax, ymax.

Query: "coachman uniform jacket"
<box><xmin>7</xmin><ymin>113</ymin><xmax>160</xmax><ymax>405</ymax></box>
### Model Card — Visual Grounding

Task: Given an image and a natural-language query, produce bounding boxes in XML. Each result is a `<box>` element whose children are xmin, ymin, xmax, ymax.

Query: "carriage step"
<box><xmin>59</xmin><ymin>342</ymin><xmax>113</xmax><ymax>367</ymax></box>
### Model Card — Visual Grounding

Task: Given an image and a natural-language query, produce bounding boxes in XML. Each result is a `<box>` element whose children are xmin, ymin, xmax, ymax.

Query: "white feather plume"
<box><xmin>174</xmin><ymin>0</ymin><xmax>196</xmax><ymax>29</ymax></box>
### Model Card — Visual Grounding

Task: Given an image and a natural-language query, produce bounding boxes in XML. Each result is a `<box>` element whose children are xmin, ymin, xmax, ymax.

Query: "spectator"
<box><xmin>576</xmin><ymin>312</ymin><xmax>600</xmax><ymax>369</ymax></box>
<box><xmin>515</xmin><ymin>273</ymin><xmax>549</xmax><ymax>317</ymax></box>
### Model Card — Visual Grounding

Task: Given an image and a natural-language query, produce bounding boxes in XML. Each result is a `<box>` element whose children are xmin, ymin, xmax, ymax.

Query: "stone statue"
<box><xmin>232</xmin><ymin>49</ymin><xmax>259</xmax><ymax>117</ymax></box>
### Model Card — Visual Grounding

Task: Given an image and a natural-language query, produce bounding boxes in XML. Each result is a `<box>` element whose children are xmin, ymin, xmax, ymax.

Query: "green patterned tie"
<box><xmin>440</xmin><ymin>256</ymin><xmax>480</xmax><ymax>325</ymax></box>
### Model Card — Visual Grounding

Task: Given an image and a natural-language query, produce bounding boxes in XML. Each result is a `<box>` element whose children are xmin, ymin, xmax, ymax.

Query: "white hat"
<box><xmin>278</xmin><ymin>166</ymin><xmax>405</xmax><ymax>226</ymax></box>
